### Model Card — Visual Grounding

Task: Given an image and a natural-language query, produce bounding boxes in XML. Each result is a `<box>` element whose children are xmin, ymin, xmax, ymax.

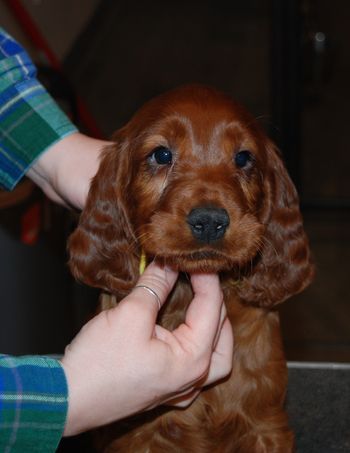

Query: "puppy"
<box><xmin>68</xmin><ymin>85</ymin><xmax>313</xmax><ymax>452</ymax></box>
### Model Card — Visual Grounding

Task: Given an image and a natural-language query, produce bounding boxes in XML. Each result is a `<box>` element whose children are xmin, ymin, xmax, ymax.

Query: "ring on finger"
<box><xmin>134</xmin><ymin>285</ymin><xmax>161</xmax><ymax>310</ymax></box>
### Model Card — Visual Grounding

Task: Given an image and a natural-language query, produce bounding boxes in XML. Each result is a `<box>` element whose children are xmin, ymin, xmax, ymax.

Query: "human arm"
<box><xmin>0</xmin><ymin>27</ymin><xmax>108</xmax><ymax>209</ymax></box>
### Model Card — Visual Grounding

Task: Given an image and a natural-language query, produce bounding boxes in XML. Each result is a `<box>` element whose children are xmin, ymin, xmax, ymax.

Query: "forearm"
<box><xmin>0</xmin><ymin>69</ymin><xmax>78</xmax><ymax>190</ymax></box>
<box><xmin>0</xmin><ymin>27</ymin><xmax>110</xmax><ymax>209</ymax></box>
<box><xmin>0</xmin><ymin>27</ymin><xmax>76</xmax><ymax>190</ymax></box>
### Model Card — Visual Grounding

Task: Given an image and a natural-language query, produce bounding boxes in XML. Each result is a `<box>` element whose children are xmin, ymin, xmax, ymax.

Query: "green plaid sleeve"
<box><xmin>0</xmin><ymin>354</ymin><xmax>68</xmax><ymax>452</ymax></box>
<box><xmin>0</xmin><ymin>27</ymin><xmax>77</xmax><ymax>190</ymax></box>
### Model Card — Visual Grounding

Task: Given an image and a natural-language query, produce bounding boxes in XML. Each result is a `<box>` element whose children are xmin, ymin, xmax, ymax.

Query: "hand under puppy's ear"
<box><xmin>68</xmin><ymin>132</ymin><xmax>139</xmax><ymax>295</ymax></box>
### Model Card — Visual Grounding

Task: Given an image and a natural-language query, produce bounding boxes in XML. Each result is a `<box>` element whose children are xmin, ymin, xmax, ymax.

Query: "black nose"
<box><xmin>187</xmin><ymin>207</ymin><xmax>230</xmax><ymax>243</ymax></box>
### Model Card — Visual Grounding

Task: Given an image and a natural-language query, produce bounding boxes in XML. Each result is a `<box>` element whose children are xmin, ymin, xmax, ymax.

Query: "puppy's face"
<box><xmin>124</xmin><ymin>86</ymin><xmax>271</xmax><ymax>273</ymax></box>
<box><xmin>69</xmin><ymin>85</ymin><xmax>312</xmax><ymax>305</ymax></box>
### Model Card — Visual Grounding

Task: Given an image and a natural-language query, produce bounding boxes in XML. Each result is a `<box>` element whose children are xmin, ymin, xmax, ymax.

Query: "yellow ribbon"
<box><xmin>139</xmin><ymin>249</ymin><xmax>147</xmax><ymax>274</ymax></box>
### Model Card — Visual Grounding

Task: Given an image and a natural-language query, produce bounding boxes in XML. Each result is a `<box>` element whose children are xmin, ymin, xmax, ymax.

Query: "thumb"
<box><xmin>117</xmin><ymin>261</ymin><xmax>178</xmax><ymax>338</ymax></box>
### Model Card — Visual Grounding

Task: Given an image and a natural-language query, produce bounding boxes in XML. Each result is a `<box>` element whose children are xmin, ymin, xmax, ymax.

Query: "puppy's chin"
<box><xmin>153</xmin><ymin>251</ymin><xmax>239</xmax><ymax>273</ymax></box>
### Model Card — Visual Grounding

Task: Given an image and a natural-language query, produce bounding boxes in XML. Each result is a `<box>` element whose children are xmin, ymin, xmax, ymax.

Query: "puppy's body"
<box><xmin>97</xmin><ymin>284</ymin><xmax>290</xmax><ymax>453</ymax></box>
<box><xmin>69</xmin><ymin>85</ymin><xmax>313</xmax><ymax>452</ymax></box>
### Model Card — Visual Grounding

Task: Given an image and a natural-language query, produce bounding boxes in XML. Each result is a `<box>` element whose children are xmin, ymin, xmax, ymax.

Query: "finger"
<box><xmin>212</xmin><ymin>302</ymin><xmax>228</xmax><ymax>349</ymax></box>
<box><xmin>118</xmin><ymin>261</ymin><xmax>178</xmax><ymax>338</ymax></box>
<box><xmin>176</xmin><ymin>273</ymin><xmax>224</xmax><ymax>352</ymax></box>
<box><xmin>203</xmin><ymin>318</ymin><xmax>234</xmax><ymax>386</ymax></box>
<box><xmin>163</xmin><ymin>388</ymin><xmax>201</xmax><ymax>408</ymax></box>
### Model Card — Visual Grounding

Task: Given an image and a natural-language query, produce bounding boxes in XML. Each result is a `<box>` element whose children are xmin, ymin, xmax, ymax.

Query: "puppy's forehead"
<box><xmin>134</xmin><ymin>86</ymin><xmax>257</xmax><ymax>148</ymax></box>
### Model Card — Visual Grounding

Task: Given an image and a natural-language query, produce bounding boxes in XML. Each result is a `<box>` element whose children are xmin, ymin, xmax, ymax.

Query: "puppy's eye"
<box><xmin>149</xmin><ymin>146</ymin><xmax>173</xmax><ymax>165</ymax></box>
<box><xmin>234</xmin><ymin>150</ymin><xmax>253</xmax><ymax>168</ymax></box>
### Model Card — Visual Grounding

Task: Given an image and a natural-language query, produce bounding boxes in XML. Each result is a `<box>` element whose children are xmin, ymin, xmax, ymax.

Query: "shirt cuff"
<box><xmin>0</xmin><ymin>354</ymin><xmax>68</xmax><ymax>452</ymax></box>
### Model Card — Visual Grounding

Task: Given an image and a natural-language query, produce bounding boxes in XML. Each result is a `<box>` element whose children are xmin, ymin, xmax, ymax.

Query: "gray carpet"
<box><xmin>58</xmin><ymin>363</ymin><xmax>350</xmax><ymax>452</ymax></box>
<box><xmin>287</xmin><ymin>362</ymin><xmax>350</xmax><ymax>452</ymax></box>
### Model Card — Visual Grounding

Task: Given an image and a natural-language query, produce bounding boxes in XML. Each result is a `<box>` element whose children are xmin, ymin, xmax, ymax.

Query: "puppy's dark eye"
<box><xmin>234</xmin><ymin>150</ymin><xmax>253</xmax><ymax>168</ymax></box>
<box><xmin>149</xmin><ymin>146</ymin><xmax>173</xmax><ymax>165</ymax></box>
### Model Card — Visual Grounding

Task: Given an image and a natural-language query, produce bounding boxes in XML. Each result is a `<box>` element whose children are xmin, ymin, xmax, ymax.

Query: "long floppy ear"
<box><xmin>68</xmin><ymin>129</ymin><xmax>139</xmax><ymax>296</ymax></box>
<box><xmin>238</xmin><ymin>141</ymin><xmax>314</xmax><ymax>307</ymax></box>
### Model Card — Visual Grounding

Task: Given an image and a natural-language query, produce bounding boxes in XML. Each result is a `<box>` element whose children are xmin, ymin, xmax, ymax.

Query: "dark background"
<box><xmin>63</xmin><ymin>0</ymin><xmax>350</xmax><ymax>365</ymax></box>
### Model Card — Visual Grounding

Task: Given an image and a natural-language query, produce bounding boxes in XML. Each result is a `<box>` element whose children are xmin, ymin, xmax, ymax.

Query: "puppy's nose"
<box><xmin>187</xmin><ymin>207</ymin><xmax>230</xmax><ymax>243</ymax></box>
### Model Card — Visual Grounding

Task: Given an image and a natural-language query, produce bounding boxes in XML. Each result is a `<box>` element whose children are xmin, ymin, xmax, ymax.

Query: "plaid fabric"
<box><xmin>0</xmin><ymin>354</ymin><xmax>67</xmax><ymax>452</ymax></box>
<box><xmin>0</xmin><ymin>27</ymin><xmax>77</xmax><ymax>190</ymax></box>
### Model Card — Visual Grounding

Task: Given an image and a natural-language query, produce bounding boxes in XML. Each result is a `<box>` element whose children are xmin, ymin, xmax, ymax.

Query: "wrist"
<box><xmin>61</xmin><ymin>357</ymin><xmax>93</xmax><ymax>436</ymax></box>
<box><xmin>28</xmin><ymin>133</ymin><xmax>111</xmax><ymax>209</ymax></box>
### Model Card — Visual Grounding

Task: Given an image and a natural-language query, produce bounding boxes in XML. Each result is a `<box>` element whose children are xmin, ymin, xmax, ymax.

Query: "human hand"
<box><xmin>61</xmin><ymin>262</ymin><xmax>233</xmax><ymax>436</ymax></box>
<box><xmin>27</xmin><ymin>132</ymin><xmax>110</xmax><ymax>209</ymax></box>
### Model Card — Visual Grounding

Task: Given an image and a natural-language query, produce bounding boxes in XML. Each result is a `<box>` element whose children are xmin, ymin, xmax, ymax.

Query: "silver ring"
<box><xmin>134</xmin><ymin>285</ymin><xmax>161</xmax><ymax>310</ymax></box>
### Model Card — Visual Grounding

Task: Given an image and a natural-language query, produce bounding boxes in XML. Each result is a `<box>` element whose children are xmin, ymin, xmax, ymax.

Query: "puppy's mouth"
<box><xmin>153</xmin><ymin>249</ymin><xmax>235</xmax><ymax>273</ymax></box>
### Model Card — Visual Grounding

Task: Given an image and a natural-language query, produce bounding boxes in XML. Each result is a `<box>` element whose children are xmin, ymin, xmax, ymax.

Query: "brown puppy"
<box><xmin>69</xmin><ymin>85</ymin><xmax>313</xmax><ymax>452</ymax></box>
